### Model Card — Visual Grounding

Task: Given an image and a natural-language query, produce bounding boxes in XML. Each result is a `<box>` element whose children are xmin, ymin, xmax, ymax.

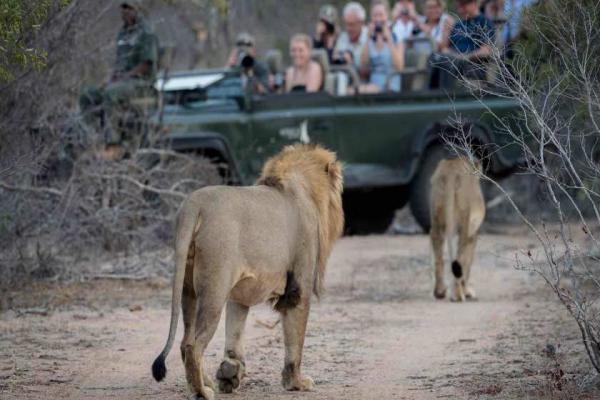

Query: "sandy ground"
<box><xmin>1</xmin><ymin>232</ymin><xmax>598</xmax><ymax>399</ymax></box>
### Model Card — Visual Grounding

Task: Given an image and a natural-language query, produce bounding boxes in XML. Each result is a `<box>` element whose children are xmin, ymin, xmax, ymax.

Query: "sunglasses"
<box><xmin>236</xmin><ymin>41</ymin><xmax>254</xmax><ymax>47</ymax></box>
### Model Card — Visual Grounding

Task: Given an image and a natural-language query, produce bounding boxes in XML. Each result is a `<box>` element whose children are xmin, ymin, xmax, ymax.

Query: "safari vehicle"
<box><xmin>151</xmin><ymin>46</ymin><xmax>523</xmax><ymax>234</ymax></box>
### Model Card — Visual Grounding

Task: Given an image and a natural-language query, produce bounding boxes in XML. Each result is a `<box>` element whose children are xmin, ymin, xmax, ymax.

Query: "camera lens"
<box><xmin>240</xmin><ymin>53</ymin><xmax>254</xmax><ymax>69</ymax></box>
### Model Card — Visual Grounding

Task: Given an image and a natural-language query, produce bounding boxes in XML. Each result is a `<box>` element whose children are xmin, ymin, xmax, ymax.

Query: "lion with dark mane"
<box><xmin>151</xmin><ymin>144</ymin><xmax>344</xmax><ymax>399</ymax></box>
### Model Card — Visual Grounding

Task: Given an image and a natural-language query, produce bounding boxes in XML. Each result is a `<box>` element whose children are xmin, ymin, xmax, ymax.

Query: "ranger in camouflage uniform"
<box><xmin>79</xmin><ymin>0</ymin><xmax>158</xmax><ymax>159</ymax></box>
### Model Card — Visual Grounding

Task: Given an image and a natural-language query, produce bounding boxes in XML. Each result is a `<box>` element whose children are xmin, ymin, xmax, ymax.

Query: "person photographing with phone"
<box><xmin>391</xmin><ymin>0</ymin><xmax>423</xmax><ymax>41</ymax></box>
<box><xmin>359</xmin><ymin>0</ymin><xmax>404</xmax><ymax>93</ymax></box>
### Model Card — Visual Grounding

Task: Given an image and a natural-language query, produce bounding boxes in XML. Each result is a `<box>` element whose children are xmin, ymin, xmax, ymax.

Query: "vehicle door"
<box><xmin>241</xmin><ymin>92</ymin><xmax>339</xmax><ymax>181</ymax></box>
<box><xmin>333</xmin><ymin>92</ymin><xmax>450</xmax><ymax>188</ymax></box>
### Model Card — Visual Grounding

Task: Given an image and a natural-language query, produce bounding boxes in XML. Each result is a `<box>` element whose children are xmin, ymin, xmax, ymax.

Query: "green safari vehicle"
<box><xmin>152</xmin><ymin>68</ymin><xmax>523</xmax><ymax>234</ymax></box>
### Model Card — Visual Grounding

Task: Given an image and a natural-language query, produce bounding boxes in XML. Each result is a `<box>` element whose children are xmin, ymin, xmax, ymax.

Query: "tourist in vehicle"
<box><xmin>443</xmin><ymin>0</ymin><xmax>495</xmax><ymax>58</ymax></box>
<box><xmin>416</xmin><ymin>0</ymin><xmax>454</xmax><ymax>51</ymax></box>
<box><xmin>313</xmin><ymin>4</ymin><xmax>339</xmax><ymax>63</ymax></box>
<box><xmin>359</xmin><ymin>0</ymin><xmax>405</xmax><ymax>93</ymax></box>
<box><xmin>391</xmin><ymin>0</ymin><xmax>423</xmax><ymax>42</ymax></box>
<box><xmin>429</xmin><ymin>0</ymin><xmax>495</xmax><ymax>88</ymax></box>
<box><xmin>333</xmin><ymin>2</ymin><xmax>368</xmax><ymax>68</ymax></box>
<box><xmin>225</xmin><ymin>32</ymin><xmax>270</xmax><ymax>94</ymax></box>
<box><xmin>285</xmin><ymin>34</ymin><xmax>323</xmax><ymax>93</ymax></box>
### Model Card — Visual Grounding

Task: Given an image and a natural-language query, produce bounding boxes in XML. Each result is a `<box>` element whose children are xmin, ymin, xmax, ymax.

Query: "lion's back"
<box><xmin>431</xmin><ymin>157</ymin><xmax>485</xmax><ymax>236</ymax></box>
<box><xmin>182</xmin><ymin>185</ymin><xmax>300</xmax><ymax>268</ymax></box>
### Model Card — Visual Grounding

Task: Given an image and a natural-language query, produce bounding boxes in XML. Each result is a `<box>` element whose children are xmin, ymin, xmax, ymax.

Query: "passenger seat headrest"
<box><xmin>311</xmin><ymin>49</ymin><xmax>330</xmax><ymax>75</ymax></box>
<box><xmin>265</xmin><ymin>49</ymin><xmax>283</xmax><ymax>74</ymax></box>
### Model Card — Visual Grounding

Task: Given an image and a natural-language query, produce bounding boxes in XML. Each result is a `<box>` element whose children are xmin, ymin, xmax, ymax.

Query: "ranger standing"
<box><xmin>79</xmin><ymin>0</ymin><xmax>159</xmax><ymax>159</ymax></box>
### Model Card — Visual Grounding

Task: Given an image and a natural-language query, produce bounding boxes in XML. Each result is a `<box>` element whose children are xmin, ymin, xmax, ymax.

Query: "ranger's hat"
<box><xmin>319</xmin><ymin>4</ymin><xmax>338</xmax><ymax>26</ymax></box>
<box><xmin>121</xmin><ymin>0</ymin><xmax>143</xmax><ymax>10</ymax></box>
<box><xmin>235</xmin><ymin>32</ymin><xmax>255</xmax><ymax>48</ymax></box>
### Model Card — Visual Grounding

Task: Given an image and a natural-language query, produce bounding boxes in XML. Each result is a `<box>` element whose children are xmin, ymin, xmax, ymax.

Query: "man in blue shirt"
<box><xmin>445</xmin><ymin>0</ymin><xmax>495</xmax><ymax>58</ymax></box>
<box><xmin>430</xmin><ymin>0</ymin><xmax>495</xmax><ymax>88</ymax></box>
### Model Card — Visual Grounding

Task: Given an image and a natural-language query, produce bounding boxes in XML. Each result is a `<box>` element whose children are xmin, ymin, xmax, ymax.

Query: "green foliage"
<box><xmin>0</xmin><ymin>0</ymin><xmax>71</xmax><ymax>83</ymax></box>
<box><xmin>517</xmin><ymin>0</ymin><xmax>600</xmax><ymax>85</ymax></box>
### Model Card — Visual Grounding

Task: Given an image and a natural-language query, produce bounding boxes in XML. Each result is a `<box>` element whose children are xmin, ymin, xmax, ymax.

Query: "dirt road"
<box><xmin>0</xmin><ymin>233</ymin><xmax>596</xmax><ymax>399</ymax></box>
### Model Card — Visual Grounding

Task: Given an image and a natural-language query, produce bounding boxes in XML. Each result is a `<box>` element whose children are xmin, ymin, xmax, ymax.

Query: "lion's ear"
<box><xmin>258</xmin><ymin>175</ymin><xmax>284</xmax><ymax>191</ymax></box>
<box><xmin>326</xmin><ymin>161</ymin><xmax>342</xmax><ymax>182</ymax></box>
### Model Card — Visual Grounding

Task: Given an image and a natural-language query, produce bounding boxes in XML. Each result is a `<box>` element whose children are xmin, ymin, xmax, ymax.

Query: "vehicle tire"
<box><xmin>409</xmin><ymin>144</ymin><xmax>450</xmax><ymax>233</ymax></box>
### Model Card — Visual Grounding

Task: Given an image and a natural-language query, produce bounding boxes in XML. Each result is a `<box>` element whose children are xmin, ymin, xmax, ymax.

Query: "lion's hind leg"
<box><xmin>456</xmin><ymin>231</ymin><xmax>479</xmax><ymax>301</ymax></box>
<box><xmin>217</xmin><ymin>301</ymin><xmax>249</xmax><ymax>393</ymax></box>
<box><xmin>451</xmin><ymin>224</ymin><xmax>478</xmax><ymax>302</ymax></box>
<box><xmin>280</xmin><ymin>295</ymin><xmax>314</xmax><ymax>392</ymax></box>
<box><xmin>430</xmin><ymin>183</ymin><xmax>448</xmax><ymax>299</ymax></box>
<box><xmin>183</xmin><ymin>277</ymin><xmax>231</xmax><ymax>400</ymax></box>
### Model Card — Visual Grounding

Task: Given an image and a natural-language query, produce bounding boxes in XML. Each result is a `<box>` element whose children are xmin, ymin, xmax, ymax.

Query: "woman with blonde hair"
<box><xmin>359</xmin><ymin>0</ymin><xmax>405</xmax><ymax>92</ymax></box>
<box><xmin>417</xmin><ymin>0</ymin><xmax>454</xmax><ymax>51</ymax></box>
<box><xmin>285</xmin><ymin>34</ymin><xmax>323</xmax><ymax>93</ymax></box>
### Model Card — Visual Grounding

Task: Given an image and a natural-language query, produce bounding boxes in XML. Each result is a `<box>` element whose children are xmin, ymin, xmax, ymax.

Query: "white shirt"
<box><xmin>430</xmin><ymin>14</ymin><xmax>450</xmax><ymax>45</ymax></box>
<box><xmin>334</xmin><ymin>26</ymin><xmax>368</xmax><ymax>67</ymax></box>
<box><xmin>392</xmin><ymin>18</ymin><xmax>419</xmax><ymax>42</ymax></box>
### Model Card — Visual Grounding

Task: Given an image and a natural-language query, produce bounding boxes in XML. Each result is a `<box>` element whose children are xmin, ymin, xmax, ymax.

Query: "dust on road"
<box><xmin>0</xmin><ymin>233</ymin><xmax>595</xmax><ymax>399</ymax></box>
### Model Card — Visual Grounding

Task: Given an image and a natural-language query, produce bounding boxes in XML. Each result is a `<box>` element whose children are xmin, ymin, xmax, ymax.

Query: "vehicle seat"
<box><xmin>311</xmin><ymin>49</ymin><xmax>331</xmax><ymax>92</ymax></box>
<box><xmin>265</xmin><ymin>49</ymin><xmax>283</xmax><ymax>75</ymax></box>
<box><xmin>402</xmin><ymin>37</ymin><xmax>434</xmax><ymax>91</ymax></box>
<box><xmin>265</xmin><ymin>49</ymin><xmax>284</xmax><ymax>91</ymax></box>
<box><xmin>330</xmin><ymin>65</ymin><xmax>360</xmax><ymax>95</ymax></box>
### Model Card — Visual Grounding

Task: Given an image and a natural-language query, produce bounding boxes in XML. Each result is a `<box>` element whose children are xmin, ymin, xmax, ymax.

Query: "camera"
<box><xmin>372</xmin><ymin>23</ymin><xmax>383</xmax><ymax>41</ymax></box>
<box><xmin>324</xmin><ymin>21</ymin><xmax>335</xmax><ymax>35</ymax></box>
<box><xmin>237</xmin><ymin>50</ymin><xmax>255</xmax><ymax>70</ymax></box>
<box><xmin>400</xmin><ymin>7</ymin><xmax>409</xmax><ymax>17</ymax></box>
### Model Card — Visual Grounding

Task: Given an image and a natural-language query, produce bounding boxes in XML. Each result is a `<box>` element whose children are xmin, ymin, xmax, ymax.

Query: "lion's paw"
<box><xmin>464</xmin><ymin>286</ymin><xmax>477</xmax><ymax>301</ymax></box>
<box><xmin>216</xmin><ymin>358</ymin><xmax>244</xmax><ymax>393</ymax></box>
<box><xmin>433</xmin><ymin>284</ymin><xmax>447</xmax><ymax>299</ymax></box>
<box><xmin>191</xmin><ymin>386</ymin><xmax>214</xmax><ymax>400</ymax></box>
<box><xmin>299</xmin><ymin>376</ymin><xmax>315</xmax><ymax>391</ymax></box>
<box><xmin>283</xmin><ymin>375</ymin><xmax>314</xmax><ymax>392</ymax></box>
<box><xmin>450</xmin><ymin>292</ymin><xmax>465</xmax><ymax>302</ymax></box>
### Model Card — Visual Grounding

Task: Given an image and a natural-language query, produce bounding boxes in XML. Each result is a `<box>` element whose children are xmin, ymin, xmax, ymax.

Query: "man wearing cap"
<box><xmin>225</xmin><ymin>32</ymin><xmax>270</xmax><ymax>94</ymax></box>
<box><xmin>79</xmin><ymin>0</ymin><xmax>159</xmax><ymax>159</ymax></box>
<box><xmin>313</xmin><ymin>4</ymin><xmax>339</xmax><ymax>63</ymax></box>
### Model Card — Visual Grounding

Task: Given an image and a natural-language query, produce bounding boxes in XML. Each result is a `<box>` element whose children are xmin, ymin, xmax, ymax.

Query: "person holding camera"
<box><xmin>333</xmin><ymin>2</ymin><xmax>369</xmax><ymax>68</ymax></box>
<box><xmin>313</xmin><ymin>4</ymin><xmax>339</xmax><ymax>63</ymax></box>
<box><xmin>359</xmin><ymin>0</ymin><xmax>405</xmax><ymax>93</ymax></box>
<box><xmin>225</xmin><ymin>32</ymin><xmax>270</xmax><ymax>94</ymax></box>
<box><xmin>391</xmin><ymin>0</ymin><xmax>423</xmax><ymax>42</ymax></box>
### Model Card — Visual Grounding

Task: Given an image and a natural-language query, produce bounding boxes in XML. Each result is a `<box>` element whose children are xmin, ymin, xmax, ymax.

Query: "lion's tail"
<box><xmin>152</xmin><ymin>199</ymin><xmax>201</xmax><ymax>382</ymax></box>
<box><xmin>445</xmin><ymin>177</ymin><xmax>457</xmax><ymax>263</ymax></box>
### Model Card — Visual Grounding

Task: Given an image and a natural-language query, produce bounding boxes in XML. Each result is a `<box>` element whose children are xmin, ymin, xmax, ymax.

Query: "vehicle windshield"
<box><xmin>156</xmin><ymin>71</ymin><xmax>244</xmax><ymax>106</ymax></box>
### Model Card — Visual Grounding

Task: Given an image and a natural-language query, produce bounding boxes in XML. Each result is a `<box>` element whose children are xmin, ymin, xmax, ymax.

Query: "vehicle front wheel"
<box><xmin>409</xmin><ymin>144</ymin><xmax>450</xmax><ymax>233</ymax></box>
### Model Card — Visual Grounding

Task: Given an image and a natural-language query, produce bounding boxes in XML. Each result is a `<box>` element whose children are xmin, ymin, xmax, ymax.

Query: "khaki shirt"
<box><xmin>114</xmin><ymin>18</ymin><xmax>158</xmax><ymax>81</ymax></box>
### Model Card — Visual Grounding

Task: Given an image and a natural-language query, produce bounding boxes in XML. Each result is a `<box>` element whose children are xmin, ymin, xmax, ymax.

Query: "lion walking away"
<box><xmin>151</xmin><ymin>144</ymin><xmax>344</xmax><ymax>399</ymax></box>
<box><xmin>429</xmin><ymin>156</ymin><xmax>485</xmax><ymax>302</ymax></box>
